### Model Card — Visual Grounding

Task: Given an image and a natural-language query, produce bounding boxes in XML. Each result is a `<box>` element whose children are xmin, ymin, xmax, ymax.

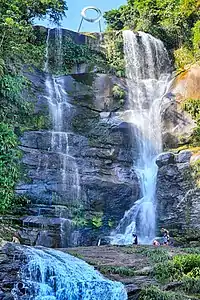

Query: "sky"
<box><xmin>35</xmin><ymin>0</ymin><xmax>127</xmax><ymax>32</ymax></box>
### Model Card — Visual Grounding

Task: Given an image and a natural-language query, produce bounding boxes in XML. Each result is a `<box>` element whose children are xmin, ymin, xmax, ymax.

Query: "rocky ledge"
<box><xmin>1</xmin><ymin>243</ymin><xmax>200</xmax><ymax>300</ymax></box>
<box><xmin>64</xmin><ymin>245</ymin><xmax>200</xmax><ymax>300</ymax></box>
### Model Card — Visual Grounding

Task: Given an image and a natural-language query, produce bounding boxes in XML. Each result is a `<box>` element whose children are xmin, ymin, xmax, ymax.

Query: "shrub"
<box><xmin>181</xmin><ymin>98</ymin><xmax>200</xmax><ymax>120</ymax></box>
<box><xmin>181</xmin><ymin>98</ymin><xmax>200</xmax><ymax>146</ymax></box>
<box><xmin>135</xmin><ymin>246</ymin><xmax>171</xmax><ymax>263</ymax></box>
<box><xmin>99</xmin><ymin>265</ymin><xmax>135</xmax><ymax>277</ymax></box>
<box><xmin>174</xmin><ymin>47</ymin><xmax>195</xmax><ymax>71</ymax></box>
<box><xmin>174</xmin><ymin>254</ymin><xmax>200</xmax><ymax>275</ymax></box>
<box><xmin>139</xmin><ymin>286</ymin><xmax>185</xmax><ymax>300</ymax></box>
<box><xmin>154</xmin><ymin>254</ymin><xmax>200</xmax><ymax>283</ymax></box>
<box><xmin>182</xmin><ymin>247</ymin><xmax>200</xmax><ymax>254</ymax></box>
<box><xmin>182</xmin><ymin>276</ymin><xmax>200</xmax><ymax>294</ymax></box>
<box><xmin>193</xmin><ymin>20</ymin><xmax>200</xmax><ymax>59</ymax></box>
<box><xmin>154</xmin><ymin>260</ymin><xmax>182</xmax><ymax>283</ymax></box>
<box><xmin>187</xmin><ymin>267</ymin><xmax>200</xmax><ymax>278</ymax></box>
<box><xmin>0</xmin><ymin>123</ymin><xmax>21</xmax><ymax>212</ymax></box>
<box><xmin>91</xmin><ymin>213</ymin><xmax>103</xmax><ymax>229</ymax></box>
<box><xmin>112</xmin><ymin>85</ymin><xmax>125</xmax><ymax>100</ymax></box>
<box><xmin>104</xmin><ymin>31</ymin><xmax>125</xmax><ymax>77</ymax></box>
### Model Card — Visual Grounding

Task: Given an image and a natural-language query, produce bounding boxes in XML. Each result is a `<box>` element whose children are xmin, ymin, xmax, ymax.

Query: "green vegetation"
<box><xmin>182</xmin><ymin>98</ymin><xmax>200</xmax><ymax>121</ymax></box>
<box><xmin>0</xmin><ymin>0</ymin><xmax>67</xmax><ymax>212</ymax></box>
<box><xmin>191</xmin><ymin>159</ymin><xmax>200</xmax><ymax>187</ymax></box>
<box><xmin>104</xmin><ymin>0</ymin><xmax>200</xmax><ymax>70</ymax></box>
<box><xmin>99</xmin><ymin>265</ymin><xmax>135</xmax><ymax>277</ymax></box>
<box><xmin>154</xmin><ymin>254</ymin><xmax>200</xmax><ymax>283</ymax></box>
<box><xmin>66</xmin><ymin>251</ymin><xmax>84</xmax><ymax>259</ymax></box>
<box><xmin>91</xmin><ymin>212</ymin><xmax>103</xmax><ymax>229</ymax></box>
<box><xmin>139</xmin><ymin>286</ymin><xmax>185</xmax><ymax>300</ymax></box>
<box><xmin>127</xmin><ymin>247</ymin><xmax>200</xmax><ymax>298</ymax></box>
<box><xmin>112</xmin><ymin>84</ymin><xmax>126</xmax><ymax>105</ymax></box>
<box><xmin>72</xmin><ymin>206</ymin><xmax>104</xmax><ymax>229</ymax></box>
<box><xmin>136</xmin><ymin>246</ymin><xmax>171</xmax><ymax>263</ymax></box>
<box><xmin>104</xmin><ymin>31</ymin><xmax>125</xmax><ymax>77</ymax></box>
<box><xmin>0</xmin><ymin>1</ymin><xmax>67</xmax><ymax>72</ymax></box>
<box><xmin>56</xmin><ymin>36</ymin><xmax>107</xmax><ymax>74</ymax></box>
<box><xmin>181</xmin><ymin>276</ymin><xmax>200</xmax><ymax>294</ymax></box>
<box><xmin>174</xmin><ymin>47</ymin><xmax>196</xmax><ymax>71</ymax></box>
<box><xmin>0</xmin><ymin>124</ymin><xmax>21</xmax><ymax>212</ymax></box>
<box><xmin>108</xmin><ymin>219</ymin><xmax>115</xmax><ymax>228</ymax></box>
<box><xmin>183</xmin><ymin>247</ymin><xmax>200</xmax><ymax>254</ymax></box>
<box><xmin>181</xmin><ymin>98</ymin><xmax>200</xmax><ymax>146</ymax></box>
<box><xmin>0</xmin><ymin>75</ymin><xmax>31</xmax><ymax>125</ymax></box>
<box><xmin>123</xmin><ymin>246</ymin><xmax>170</xmax><ymax>263</ymax></box>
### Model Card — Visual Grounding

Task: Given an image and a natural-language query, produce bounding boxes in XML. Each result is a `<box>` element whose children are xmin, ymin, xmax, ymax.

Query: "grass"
<box><xmin>98</xmin><ymin>265</ymin><xmax>135</xmax><ymax>277</ymax></box>
<box><xmin>66</xmin><ymin>251</ymin><xmax>84</xmax><ymax>260</ymax></box>
<box><xmin>122</xmin><ymin>246</ymin><xmax>171</xmax><ymax>263</ymax></box>
<box><xmin>182</xmin><ymin>248</ymin><xmax>200</xmax><ymax>254</ymax></box>
<box><xmin>169</xmin><ymin>145</ymin><xmax>200</xmax><ymax>154</ymax></box>
<box><xmin>139</xmin><ymin>286</ymin><xmax>189</xmax><ymax>300</ymax></box>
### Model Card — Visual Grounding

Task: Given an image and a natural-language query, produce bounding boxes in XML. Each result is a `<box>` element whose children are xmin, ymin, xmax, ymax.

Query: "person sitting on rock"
<box><xmin>132</xmin><ymin>233</ymin><xmax>138</xmax><ymax>245</ymax></box>
<box><xmin>153</xmin><ymin>240</ymin><xmax>160</xmax><ymax>246</ymax></box>
<box><xmin>161</xmin><ymin>228</ymin><xmax>170</xmax><ymax>245</ymax></box>
<box><xmin>12</xmin><ymin>232</ymin><xmax>21</xmax><ymax>244</ymax></box>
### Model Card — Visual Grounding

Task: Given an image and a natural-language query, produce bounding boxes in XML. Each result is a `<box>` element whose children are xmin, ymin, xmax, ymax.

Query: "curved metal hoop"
<box><xmin>81</xmin><ymin>6</ymin><xmax>102</xmax><ymax>23</ymax></box>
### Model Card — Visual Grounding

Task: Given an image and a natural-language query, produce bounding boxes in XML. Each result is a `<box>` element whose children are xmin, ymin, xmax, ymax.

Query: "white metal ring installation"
<box><xmin>78</xmin><ymin>6</ymin><xmax>103</xmax><ymax>32</ymax></box>
<box><xmin>81</xmin><ymin>7</ymin><xmax>102</xmax><ymax>23</ymax></box>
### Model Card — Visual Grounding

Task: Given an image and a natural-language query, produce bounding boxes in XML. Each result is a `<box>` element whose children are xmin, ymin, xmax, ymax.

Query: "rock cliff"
<box><xmin>14</xmin><ymin>43</ymin><xmax>140</xmax><ymax>247</ymax></box>
<box><xmin>156</xmin><ymin>150</ymin><xmax>200</xmax><ymax>245</ymax></box>
<box><xmin>0</xmin><ymin>28</ymin><xmax>199</xmax><ymax>249</ymax></box>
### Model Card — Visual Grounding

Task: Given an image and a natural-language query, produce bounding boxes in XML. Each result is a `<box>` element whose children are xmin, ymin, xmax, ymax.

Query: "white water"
<box><xmin>44</xmin><ymin>29</ymin><xmax>80</xmax><ymax>201</ymax></box>
<box><xmin>111</xmin><ymin>30</ymin><xmax>171</xmax><ymax>245</ymax></box>
<box><xmin>12</xmin><ymin>247</ymin><xmax>127</xmax><ymax>299</ymax></box>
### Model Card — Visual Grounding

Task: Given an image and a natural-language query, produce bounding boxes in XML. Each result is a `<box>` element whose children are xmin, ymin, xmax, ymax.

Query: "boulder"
<box><xmin>176</xmin><ymin>150</ymin><xmax>192</xmax><ymax>163</ymax></box>
<box><xmin>156</xmin><ymin>152</ymin><xmax>175</xmax><ymax>167</ymax></box>
<box><xmin>156</xmin><ymin>151</ymin><xmax>200</xmax><ymax>245</ymax></box>
<box><xmin>161</xmin><ymin>99</ymin><xmax>195</xmax><ymax>149</ymax></box>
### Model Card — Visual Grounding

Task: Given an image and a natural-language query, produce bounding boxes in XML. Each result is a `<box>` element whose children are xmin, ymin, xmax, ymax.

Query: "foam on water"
<box><xmin>12</xmin><ymin>247</ymin><xmax>127</xmax><ymax>300</ymax></box>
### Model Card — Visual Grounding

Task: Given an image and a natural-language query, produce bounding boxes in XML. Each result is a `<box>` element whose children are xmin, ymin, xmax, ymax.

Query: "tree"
<box><xmin>104</xmin><ymin>0</ymin><xmax>200</xmax><ymax>50</ymax></box>
<box><xmin>0</xmin><ymin>0</ymin><xmax>67</xmax><ymax>211</ymax></box>
<box><xmin>0</xmin><ymin>0</ymin><xmax>67</xmax><ymax>73</ymax></box>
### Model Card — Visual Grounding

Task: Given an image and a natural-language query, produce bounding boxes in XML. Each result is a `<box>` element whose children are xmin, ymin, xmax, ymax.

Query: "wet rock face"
<box><xmin>15</xmin><ymin>69</ymin><xmax>140</xmax><ymax>248</ymax></box>
<box><xmin>161</xmin><ymin>98</ymin><xmax>195</xmax><ymax>149</ymax></box>
<box><xmin>161</xmin><ymin>65</ymin><xmax>200</xmax><ymax>149</ymax></box>
<box><xmin>156</xmin><ymin>150</ymin><xmax>200</xmax><ymax>245</ymax></box>
<box><xmin>0</xmin><ymin>243</ymin><xmax>26</xmax><ymax>300</ymax></box>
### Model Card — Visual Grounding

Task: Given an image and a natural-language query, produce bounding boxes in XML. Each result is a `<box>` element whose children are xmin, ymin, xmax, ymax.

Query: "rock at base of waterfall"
<box><xmin>156</xmin><ymin>151</ymin><xmax>200</xmax><ymax>246</ymax></box>
<box><xmin>156</xmin><ymin>152</ymin><xmax>175</xmax><ymax>167</ymax></box>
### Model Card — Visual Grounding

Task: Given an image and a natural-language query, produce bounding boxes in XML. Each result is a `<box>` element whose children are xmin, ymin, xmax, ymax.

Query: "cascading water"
<box><xmin>13</xmin><ymin>28</ymin><xmax>128</xmax><ymax>300</ymax></box>
<box><xmin>44</xmin><ymin>28</ymin><xmax>80</xmax><ymax>203</ymax></box>
<box><xmin>12</xmin><ymin>246</ymin><xmax>127</xmax><ymax>299</ymax></box>
<box><xmin>43</xmin><ymin>28</ymin><xmax>80</xmax><ymax>247</ymax></box>
<box><xmin>111</xmin><ymin>30</ymin><xmax>171</xmax><ymax>245</ymax></box>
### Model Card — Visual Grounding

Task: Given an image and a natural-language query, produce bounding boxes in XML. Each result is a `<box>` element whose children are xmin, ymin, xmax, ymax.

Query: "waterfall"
<box><xmin>44</xmin><ymin>28</ymin><xmax>80</xmax><ymax>204</ymax></box>
<box><xmin>12</xmin><ymin>247</ymin><xmax>127</xmax><ymax>299</ymax></box>
<box><xmin>111</xmin><ymin>30</ymin><xmax>171</xmax><ymax>245</ymax></box>
<box><xmin>43</xmin><ymin>28</ymin><xmax>80</xmax><ymax>247</ymax></box>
